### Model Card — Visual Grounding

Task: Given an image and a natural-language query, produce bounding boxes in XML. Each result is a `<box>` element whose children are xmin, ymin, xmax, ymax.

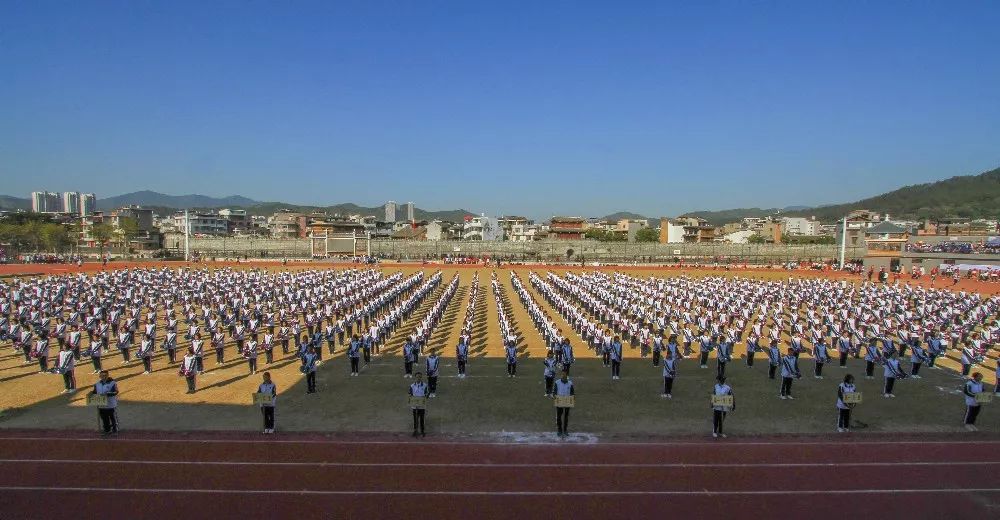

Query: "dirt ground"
<box><xmin>0</xmin><ymin>263</ymin><xmax>996</xmax><ymax>435</ymax></box>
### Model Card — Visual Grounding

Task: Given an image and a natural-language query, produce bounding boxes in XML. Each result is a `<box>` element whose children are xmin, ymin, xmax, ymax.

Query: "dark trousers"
<box><xmin>663</xmin><ymin>376</ymin><xmax>674</xmax><ymax>395</ymax></box>
<box><xmin>966</xmin><ymin>405</ymin><xmax>981</xmax><ymax>425</ymax></box>
<box><xmin>195</xmin><ymin>356</ymin><xmax>204</xmax><ymax>372</ymax></box>
<box><xmin>315</xmin><ymin>347</ymin><xmax>323</xmax><ymax>363</ymax></box>
<box><xmin>405</xmin><ymin>361</ymin><xmax>413</xmax><ymax>375</ymax></box>
<box><xmin>457</xmin><ymin>358</ymin><xmax>466</xmax><ymax>375</ymax></box>
<box><xmin>545</xmin><ymin>376</ymin><xmax>554</xmax><ymax>395</ymax></box>
<box><xmin>507</xmin><ymin>362</ymin><xmax>517</xmax><ymax>376</ymax></box>
<box><xmin>350</xmin><ymin>357</ymin><xmax>360</xmax><ymax>373</ymax></box>
<box><xmin>120</xmin><ymin>348</ymin><xmax>130</xmax><ymax>362</ymax></box>
<box><xmin>91</xmin><ymin>356</ymin><xmax>102</xmax><ymax>372</ymax></box>
<box><xmin>62</xmin><ymin>370</ymin><xmax>75</xmax><ymax>390</ymax></box>
<box><xmin>780</xmin><ymin>377</ymin><xmax>793</xmax><ymax>397</ymax></box>
<box><xmin>186</xmin><ymin>375</ymin><xmax>196</xmax><ymax>393</ymax></box>
<box><xmin>412</xmin><ymin>408</ymin><xmax>426</xmax><ymax>433</ymax></box>
<box><xmin>328</xmin><ymin>340</ymin><xmax>336</xmax><ymax>354</ymax></box>
<box><xmin>142</xmin><ymin>357</ymin><xmax>152</xmax><ymax>372</ymax></box>
<box><xmin>248</xmin><ymin>358</ymin><xmax>257</xmax><ymax>373</ymax></box>
<box><xmin>717</xmin><ymin>361</ymin><xmax>726</xmax><ymax>378</ymax></box>
<box><xmin>652</xmin><ymin>350</ymin><xmax>660</xmax><ymax>366</ymax></box>
<box><xmin>911</xmin><ymin>363</ymin><xmax>922</xmax><ymax>376</ymax></box>
<box><xmin>602</xmin><ymin>352</ymin><xmax>610</xmax><ymax>366</ymax></box>
<box><xmin>746</xmin><ymin>351</ymin><xmax>755</xmax><ymax>367</ymax></box>
<box><xmin>700</xmin><ymin>352</ymin><xmax>709</xmax><ymax>366</ymax></box>
<box><xmin>363</xmin><ymin>348</ymin><xmax>371</xmax><ymax>363</ymax></box>
<box><xmin>713</xmin><ymin>410</ymin><xmax>727</xmax><ymax>434</ymax></box>
<box><xmin>428</xmin><ymin>376</ymin><xmax>438</xmax><ymax>394</ymax></box>
<box><xmin>262</xmin><ymin>406</ymin><xmax>275</xmax><ymax>430</ymax></box>
<box><xmin>928</xmin><ymin>354</ymin><xmax>937</xmax><ymax>367</ymax></box>
<box><xmin>815</xmin><ymin>362</ymin><xmax>824</xmax><ymax>377</ymax></box>
<box><xmin>884</xmin><ymin>377</ymin><xmax>896</xmax><ymax>394</ymax></box>
<box><xmin>611</xmin><ymin>360</ymin><xmax>621</xmax><ymax>378</ymax></box>
<box><xmin>962</xmin><ymin>364</ymin><xmax>971</xmax><ymax>376</ymax></box>
<box><xmin>216</xmin><ymin>349</ymin><xmax>225</xmax><ymax>364</ymax></box>
<box><xmin>838</xmin><ymin>408</ymin><xmax>852</xmax><ymax>429</ymax></box>
<box><xmin>282</xmin><ymin>340</ymin><xmax>290</xmax><ymax>354</ymax></box>
<box><xmin>866</xmin><ymin>361</ymin><xmax>875</xmax><ymax>377</ymax></box>
<box><xmin>768</xmin><ymin>364</ymin><xmax>777</xmax><ymax>379</ymax></box>
<box><xmin>98</xmin><ymin>408</ymin><xmax>118</xmax><ymax>433</ymax></box>
<box><xmin>265</xmin><ymin>349</ymin><xmax>273</xmax><ymax>364</ymax></box>
<box><xmin>556</xmin><ymin>407</ymin><xmax>571</xmax><ymax>434</ymax></box>
<box><xmin>306</xmin><ymin>371</ymin><xmax>316</xmax><ymax>392</ymax></box>
<box><xmin>167</xmin><ymin>348</ymin><xmax>176</xmax><ymax>363</ymax></box>
<box><xmin>839</xmin><ymin>352</ymin><xmax>848</xmax><ymax>367</ymax></box>
<box><xmin>38</xmin><ymin>356</ymin><xmax>49</xmax><ymax>372</ymax></box>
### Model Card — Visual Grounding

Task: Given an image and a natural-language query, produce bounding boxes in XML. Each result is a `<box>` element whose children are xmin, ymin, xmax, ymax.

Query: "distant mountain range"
<box><xmin>2</xmin><ymin>165</ymin><xmax>998</xmax><ymax>225</ymax></box>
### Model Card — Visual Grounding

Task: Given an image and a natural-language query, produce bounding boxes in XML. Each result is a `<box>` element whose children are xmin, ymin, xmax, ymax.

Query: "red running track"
<box><xmin>0</xmin><ymin>431</ymin><xmax>997</xmax><ymax>519</ymax></box>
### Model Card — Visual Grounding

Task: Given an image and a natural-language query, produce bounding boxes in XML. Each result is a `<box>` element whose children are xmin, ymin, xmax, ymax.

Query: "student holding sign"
<box><xmin>257</xmin><ymin>372</ymin><xmax>277</xmax><ymax>434</ymax></box>
<box><xmin>409</xmin><ymin>372</ymin><xmax>428</xmax><ymax>437</ymax></box>
<box><xmin>836</xmin><ymin>374</ymin><xmax>859</xmax><ymax>433</ymax></box>
<box><xmin>90</xmin><ymin>370</ymin><xmax>119</xmax><ymax>435</ymax></box>
<box><xmin>963</xmin><ymin>372</ymin><xmax>987</xmax><ymax>432</ymax></box>
<box><xmin>711</xmin><ymin>375</ymin><xmax>734</xmax><ymax>438</ymax></box>
<box><xmin>554</xmin><ymin>371</ymin><xmax>575</xmax><ymax>437</ymax></box>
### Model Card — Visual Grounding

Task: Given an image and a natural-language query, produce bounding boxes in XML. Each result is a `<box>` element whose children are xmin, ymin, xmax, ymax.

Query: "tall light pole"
<box><xmin>838</xmin><ymin>216</ymin><xmax>848</xmax><ymax>269</ymax></box>
<box><xmin>184</xmin><ymin>209</ymin><xmax>190</xmax><ymax>262</ymax></box>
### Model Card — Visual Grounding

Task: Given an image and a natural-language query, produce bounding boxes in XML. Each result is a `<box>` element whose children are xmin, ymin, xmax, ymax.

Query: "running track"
<box><xmin>0</xmin><ymin>431</ymin><xmax>997</xmax><ymax>519</ymax></box>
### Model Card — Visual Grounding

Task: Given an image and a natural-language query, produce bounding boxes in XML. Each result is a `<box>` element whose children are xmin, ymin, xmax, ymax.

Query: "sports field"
<box><xmin>0</xmin><ymin>262</ymin><xmax>995</xmax><ymax>436</ymax></box>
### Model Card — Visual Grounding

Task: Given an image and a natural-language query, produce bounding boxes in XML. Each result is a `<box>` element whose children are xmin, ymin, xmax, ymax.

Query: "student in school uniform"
<box><xmin>766</xmin><ymin>339</ymin><xmax>781</xmax><ymax>380</ymax></box>
<box><xmin>87</xmin><ymin>338</ymin><xmax>103</xmax><ymax>374</ymax></box>
<box><xmin>716</xmin><ymin>337</ymin><xmax>731</xmax><ymax>378</ymax></box>
<box><xmin>779</xmin><ymin>348</ymin><xmax>801</xmax><ymax>400</ymax></box>
<box><xmin>34</xmin><ymin>335</ymin><xmax>50</xmax><ymax>373</ymax></box>
<box><xmin>543</xmin><ymin>351</ymin><xmax>557</xmax><ymax>397</ymax></box>
<box><xmin>661</xmin><ymin>352</ymin><xmax>678</xmax><ymax>399</ymax></box>
<box><xmin>926</xmin><ymin>331</ymin><xmax>944</xmax><ymax>369</ymax></box>
<box><xmin>91</xmin><ymin>370</ymin><xmax>119</xmax><ymax>435</ymax></box>
<box><xmin>960</xmin><ymin>342</ymin><xmax>976</xmax><ymax>377</ymax></box>
<box><xmin>244</xmin><ymin>335</ymin><xmax>259</xmax><ymax>375</ymax></box>
<box><xmin>163</xmin><ymin>330</ymin><xmax>178</xmax><ymax>364</ymax></box>
<box><xmin>262</xmin><ymin>332</ymin><xmax>275</xmax><ymax>364</ymax></box>
<box><xmin>258</xmin><ymin>371</ymin><xmax>277</xmax><ymax>434</ymax></box>
<box><xmin>116</xmin><ymin>330</ymin><xmax>131</xmax><ymax>365</ymax></box>
<box><xmin>426</xmin><ymin>351</ymin><xmax>440</xmax><ymax>397</ymax></box>
<box><xmin>212</xmin><ymin>330</ymin><xmax>226</xmax><ymax>365</ymax></box>
<box><xmin>813</xmin><ymin>338</ymin><xmax>829</xmax><ymax>379</ymax></box>
<box><xmin>560</xmin><ymin>340</ymin><xmax>575</xmax><ymax>375</ymax></box>
<box><xmin>191</xmin><ymin>333</ymin><xmax>205</xmax><ymax>374</ymax></box>
<box><xmin>347</xmin><ymin>337</ymin><xmax>361</xmax><ymax>376</ymax></box>
<box><xmin>505</xmin><ymin>341</ymin><xmax>518</xmax><ymax>377</ymax></box>
<box><xmin>302</xmin><ymin>346</ymin><xmax>318</xmax><ymax>393</ymax></box>
<box><xmin>836</xmin><ymin>374</ymin><xmax>857</xmax><ymax>433</ymax></box>
<box><xmin>138</xmin><ymin>335</ymin><xmax>154</xmax><ymax>374</ymax></box>
<box><xmin>56</xmin><ymin>343</ymin><xmax>76</xmax><ymax>393</ymax></box>
<box><xmin>909</xmin><ymin>340</ymin><xmax>927</xmax><ymax>379</ymax></box>
<box><xmin>711</xmin><ymin>375</ymin><xmax>735</xmax><ymax>438</ymax></box>
<box><xmin>68</xmin><ymin>326</ymin><xmax>82</xmax><ymax>361</ymax></box>
<box><xmin>864</xmin><ymin>338</ymin><xmax>881</xmax><ymax>379</ymax></box>
<box><xmin>745</xmin><ymin>334</ymin><xmax>759</xmax><ymax>368</ymax></box>
<box><xmin>882</xmin><ymin>351</ymin><xmax>906</xmax><ymax>398</ymax></box>
<box><xmin>962</xmin><ymin>372</ymin><xmax>986</xmax><ymax>431</ymax></box>
<box><xmin>837</xmin><ymin>333</ymin><xmax>852</xmax><ymax>368</ymax></box>
<box><xmin>409</xmin><ymin>372</ymin><xmax>428</xmax><ymax>437</ymax></box>
<box><xmin>181</xmin><ymin>348</ymin><xmax>198</xmax><ymax>394</ymax></box>
<box><xmin>698</xmin><ymin>333</ymin><xmax>713</xmax><ymax>368</ymax></box>
<box><xmin>610</xmin><ymin>336</ymin><xmax>623</xmax><ymax>380</ymax></box>
<box><xmin>456</xmin><ymin>338</ymin><xmax>469</xmax><ymax>378</ymax></box>
<box><xmin>554</xmin><ymin>371</ymin><xmax>574</xmax><ymax>437</ymax></box>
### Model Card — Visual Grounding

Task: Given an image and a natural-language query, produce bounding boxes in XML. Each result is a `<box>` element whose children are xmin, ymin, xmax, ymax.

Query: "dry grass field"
<box><xmin>0</xmin><ymin>262</ymin><xmax>995</xmax><ymax>436</ymax></box>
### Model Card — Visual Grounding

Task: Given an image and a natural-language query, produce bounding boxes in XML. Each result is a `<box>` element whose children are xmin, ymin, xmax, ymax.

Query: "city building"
<box><xmin>384</xmin><ymin>201</ymin><xmax>397</xmax><ymax>222</ymax></box>
<box><xmin>462</xmin><ymin>215</ymin><xmax>501</xmax><ymax>241</ymax></box>
<box><xmin>218</xmin><ymin>208</ymin><xmax>250</xmax><ymax>233</ymax></box>
<box><xmin>548</xmin><ymin>216</ymin><xmax>586</xmax><ymax>240</ymax></box>
<box><xmin>268</xmin><ymin>211</ymin><xmax>304</xmax><ymax>238</ymax></box>
<box><xmin>835</xmin><ymin>210</ymin><xmax>883</xmax><ymax>247</ymax></box>
<box><xmin>30</xmin><ymin>191</ymin><xmax>61</xmax><ymax>213</ymax></box>
<box><xmin>62</xmin><ymin>192</ymin><xmax>80</xmax><ymax>214</ymax></box>
<box><xmin>658</xmin><ymin>218</ymin><xmax>686</xmax><ymax>244</ymax></box>
<box><xmin>174</xmin><ymin>212</ymin><xmax>228</xmax><ymax>236</ymax></box>
<box><xmin>781</xmin><ymin>217</ymin><xmax>820</xmax><ymax>236</ymax></box>
<box><xmin>403</xmin><ymin>202</ymin><xmax>415</xmax><ymax>222</ymax></box>
<box><xmin>616</xmin><ymin>219</ymin><xmax>649</xmax><ymax>242</ymax></box>
<box><xmin>80</xmin><ymin>193</ymin><xmax>96</xmax><ymax>216</ymax></box>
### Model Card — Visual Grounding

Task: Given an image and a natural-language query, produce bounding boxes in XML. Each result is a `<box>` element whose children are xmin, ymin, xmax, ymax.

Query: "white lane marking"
<box><xmin>0</xmin><ymin>435</ymin><xmax>998</xmax><ymax>447</ymax></box>
<box><xmin>0</xmin><ymin>459</ymin><xmax>997</xmax><ymax>468</ymax></box>
<box><xmin>1</xmin><ymin>486</ymin><xmax>998</xmax><ymax>496</ymax></box>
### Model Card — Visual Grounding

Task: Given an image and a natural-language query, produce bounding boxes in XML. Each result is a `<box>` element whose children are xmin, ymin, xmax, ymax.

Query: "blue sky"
<box><xmin>2</xmin><ymin>1</ymin><xmax>999</xmax><ymax>220</ymax></box>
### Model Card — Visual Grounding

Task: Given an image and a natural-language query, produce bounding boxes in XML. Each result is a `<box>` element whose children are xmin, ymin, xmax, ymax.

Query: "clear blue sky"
<box><xmin>2</xmin><ymin>1</ymin><xmax>999</xmax><ymax>220</ymax></box>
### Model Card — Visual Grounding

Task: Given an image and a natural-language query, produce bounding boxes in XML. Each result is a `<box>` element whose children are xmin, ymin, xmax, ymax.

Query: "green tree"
<box><xmin>747</xmin><ymin>234</ymin><xmax>767</xmax><ymax>244</ymax></box>
<box><xmin>118</xmin><ymin>217</ymin><xmax>140</xmax><ymax>250</ymax></box>
<box><xmin>635</xmin><ymin>227</ymin><xmax>659</xmax><ymax>242</ymax></box>
<box><xmin>91</xmin><ymin>223</ymin><xmax>114</xmax><ymax>256</ymax></box>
